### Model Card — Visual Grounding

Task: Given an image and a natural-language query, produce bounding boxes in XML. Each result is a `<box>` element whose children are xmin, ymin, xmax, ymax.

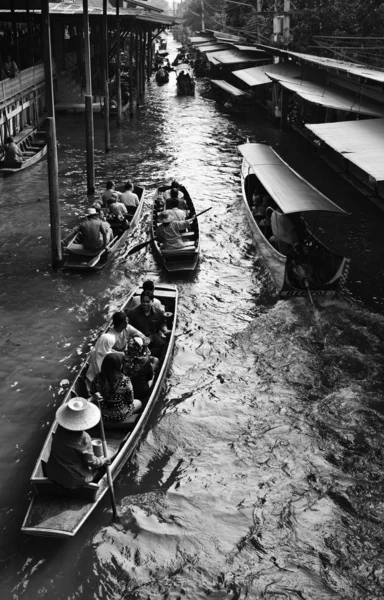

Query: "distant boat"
<box><xmin>155</xmin><ymin>68</ymin><xmax>169</xmax><ymax>84</ymax></box>
<box><xmin>21</xmin><ymin>283</ymin><xmax>179</xmax><ymax>538</ymax></box>
<box><xmin>239</xmin><ymin>142</ymin><xmax>350</xmax><ymax>297</ymax></box>
<box><xmin>175</xmin><ymin>64</ymin><xmax>195</xmax><ymax>96</ymax></box>
<box><xmin>0</xmin><ymin>124</ymin><xmax>47</xmax><ymax>174</ymax></box>
<box><xmin>62</xmin><ymin>184</ymin><xmax>146</xmax><ymax>271</ymax></box>
<box><xmin>151</xmin><ymin>184</ymin><xmax>200</xmax><ymax>273</ymax></box>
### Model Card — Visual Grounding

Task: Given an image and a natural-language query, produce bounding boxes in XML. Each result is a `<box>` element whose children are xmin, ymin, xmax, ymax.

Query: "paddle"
<box><xmin>94</xmin><ymin>393</ymin><xmax>119</xmax><ymax>521</ymax></box>
<box><xmin>126</xmin><ymin>207</ymin><xmax>213</xmax><ymax>257</ymax></box>
<box><xmin>88</xmin><ymin>236</ymin><xmax>118</xmax><ymax>268</ymax></box>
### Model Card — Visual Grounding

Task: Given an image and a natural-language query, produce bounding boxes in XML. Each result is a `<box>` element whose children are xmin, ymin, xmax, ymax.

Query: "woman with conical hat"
<box><xmin>46</xmin><ymin>397</ymin><xmax>109</xmax><ymax>489</ymax></box>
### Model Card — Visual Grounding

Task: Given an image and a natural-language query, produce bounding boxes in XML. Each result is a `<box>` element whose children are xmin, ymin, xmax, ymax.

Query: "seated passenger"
<box><xmin>86</xmin><ymin>332</ymin><xmax>123</xmax><ymax>387</ymax></box>
<box><xmin>120</xmin><ymin>181</ymin><xmax>139</xmax><ymax>209</ymax></box>
<box><xmin>4</xmin><ymin>137</ymin><xmax>23</xmax><ymax>163</ymax></box>
<box><xmin>168</xmin><ymin>197</ymin><xmax>187</xmax><ymax>221</ymax></box>
<box><xmin>46</xmin><ymin>397</ymin><xmax>109</xmax><ymax>489</ymax></box>
<box><xmin>156</xmin><ymin>210</ymin><xmax>195</xmax><ymax>250</ymax></box>
<box><xmin>90</xmin><ymin>354</ymin><xmax>142</xmax><ymax>422</ymax></box>
<box><xmin>108</xmin><ymin>311</ymin><xmax>149</xmax><ymax>352</ymax></box>
<box><xmin>123</xmin><ymin>337</ymin><xmax>154</xmax><ymax>400</ymax></box>
<box><xmin>101</xmin><ymin>180</ymin><xmax>122</xmax><ymax>208</ymax></box>
<box><xmin>142</xmin><ymin>280</ymin><xmax>164</xmax><ymax>312</ymax></box>
<box><xmin>164</xmin><ymin>181</ymin><xmax>184</xmax><ymax>202</ymax></box>
<box><xmin>269</xmin><ymin>209</ymin><xmax>300</xmax><ymax>256</ymax></box>
<box><xmin>126</xmin><ymin>291</ymin><xmax>169</xmax><ymax>358</ymax></box>
<box><xmin>74</xmin><ymin>208</ymin><xmax>113</xmax><ymax>253</ymax></box>
<box><xmin>166</xmin><ymin>188</ymin><xmax>188</xmax><ymax>212</ymax></box>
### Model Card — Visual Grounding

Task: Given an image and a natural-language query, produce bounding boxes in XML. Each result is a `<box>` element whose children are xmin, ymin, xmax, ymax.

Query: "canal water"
<box><xmin>1</xmin><ymin>36</ymin><xmax>384</xmax><ymax>600</ymax></box>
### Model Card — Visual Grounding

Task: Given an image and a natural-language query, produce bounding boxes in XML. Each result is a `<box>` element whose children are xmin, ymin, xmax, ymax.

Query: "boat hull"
<box><xmin>0</xmin><ymin>126</ymin><xmax>47</xmax><ymax>174</ymax></box>
<box><xmin>151</xmin><ymin>184</ymin><xmax>200</xmax><ymax>273</ymax></box>
<box><xmin>21</xmin><ymin>284</ymin><xmax>178</xmax><ymax>537</ymax></box>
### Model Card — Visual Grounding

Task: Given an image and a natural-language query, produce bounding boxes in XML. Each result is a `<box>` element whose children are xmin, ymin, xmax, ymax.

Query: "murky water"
<box><xmin>1</xmin><ymin>36</ymin><xmax>384</xmax><ymax>600</ymax></box>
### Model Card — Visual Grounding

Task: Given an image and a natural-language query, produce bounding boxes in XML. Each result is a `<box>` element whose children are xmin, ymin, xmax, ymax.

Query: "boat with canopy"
<box><xmin>239</xmin><ymin>142</ymin><xmax>350</xmax><ymax>297</ymax></box>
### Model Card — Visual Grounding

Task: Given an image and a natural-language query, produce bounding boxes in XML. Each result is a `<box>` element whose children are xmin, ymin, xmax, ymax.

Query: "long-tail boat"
<box><xmin>21</xmin><ymin>283</ymin><xmax>178</xmax><ymax>538</ymax></box>
<box><xmin>239</xmin><ymin>142</ymin><xmax>350</xmax><ymax>297</ymax></box>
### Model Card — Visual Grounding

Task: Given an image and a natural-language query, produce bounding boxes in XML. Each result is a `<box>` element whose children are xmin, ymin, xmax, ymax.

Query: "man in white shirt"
<box><xmin>101</xmin><ymin>181</ymin><xmax>122</xmax><ymax>208</ymax></box>
<box><xmin>120</xmin><ymin>181</ymin><xmax>139</xmax><ymax>209</ymax></box>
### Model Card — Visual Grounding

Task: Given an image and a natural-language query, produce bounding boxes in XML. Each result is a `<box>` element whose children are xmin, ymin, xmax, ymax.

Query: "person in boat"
<box><xmin>126</xmin><ymin>291</ymin><xmax>170</xmax><ymax>358</ymax></box>
<box><xmin>157</xmin><ymin>67</ymin><xmax>167</xmax><ymax>79</ymax></box>
<box><xmin>168</xmin><ymin>197</ymin><xmax>187</xmax><ymax>221</ymax></box>
<box><xmin>123</xmin><ymin>337</ymin><xmax>154</xmax><ymax>401</ymax></box>
<box><xmin>3</xmin><ymin>137</ymin><xmax>23</xmax><ymax>163</ymax></box>
<box><xmin>74</xmin><ymin>208</ymin><xmax>113</xmax><ymax>253</ymax></box>
<box><xmin>156</xmin><ymin>210</ymin><xmax>195</xmax><ymax>250</ymax></box>
<box><xmin>164</xmin><ymin>181</ymin><xmax>184</xmax><ymax>202</ymax></box>
<box><xmin>164</xmin><ymin>59</ymin><xmax>172</xmax><ymax>72</ymax></box>
<box><xmin>90</xmin><ymin>354</ymin><xmax>142</xmax><ymax>422</ymax></box>
<box><xmin>46</xmin><ymin>397</ymin><xmax>110</xmax><ymax>489</ymax></box>
<box><xmin>86</xmin><ymin>332</ymin><xmax>124</xmax><ymax>388</ymax></box>
<box><xmin>142</xmin><ymin>280</ymin><xmax>164</xmax><ymax>312</ymax></box>
<box><xmin>101</xmin><ymin>181</ymin><xmax>122</xmax><ymax>208</ymax></box>
<box><xmin>269</xmin><ymin>208</ymin><xmax>300</xmax><ymax>256</ymax></box>
<box><xmin>3</xmin><ymin>55</ymin><xmax>19</xmax><ymax>79</ymax></box>
<box><xmin>120</xmin><ymin>181</ymin><xmax>139</xmax><ymax>209</ymax></box>
<box><xmin>108</xmin><ymin>311</ymin><xmax>149</xmax><ymax>352</ymax></box>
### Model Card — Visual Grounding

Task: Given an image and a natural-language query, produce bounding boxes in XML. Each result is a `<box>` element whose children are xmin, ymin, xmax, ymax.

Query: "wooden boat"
<box><xmin>0</xmin><ymin>125</ymin><xmax>47</xmax><ymax>174</ymax></box>
<box><xmin>62</xmin><ymin>184</ymin><xmax>145</xmax><ymax>271</ymax></box>
<box><xmin>155</xmin><ymin>68</ymin><xmax>169</xmax><ymax>84</ymax></box>
<box><xmin>21</xmin><ymin>283</ymin><xmax>178</xmax><ymax>538</ymax></box>
<box><xmin>239</xmin><ymin>142</ymin><xmax>350</xmax><ymax>297</ymax></box>
<box><xmin>109</xmin><ymin>93</ymin><xmax>130</xmax><ymax>114</ymax></box>
<box><xmin>175</xmin><ymin>64</ymin><xmax>195</xmax><ymax>96</ymax></box>
<box><xmin>151</xmin><ymin>184</ymin><xmax>200</xmax><ymax>272</ymax></box>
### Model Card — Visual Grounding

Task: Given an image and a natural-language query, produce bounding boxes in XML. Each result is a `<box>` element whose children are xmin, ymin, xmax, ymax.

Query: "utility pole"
<box><xmin>283</xmin><ymin>0</ymin><xmax>290</xmax><ymax>45</ymax></box>
<box><xmin>201</xmin><ymin>0</ymin><xmax>205</xmax><ymax>32</ymax></box>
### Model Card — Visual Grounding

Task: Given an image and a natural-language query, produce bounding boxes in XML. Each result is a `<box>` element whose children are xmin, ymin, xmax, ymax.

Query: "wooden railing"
<box><xmin>0</xmin><ymin>63</ymin><xmax>55</xmax><ymax>103</ymax></box>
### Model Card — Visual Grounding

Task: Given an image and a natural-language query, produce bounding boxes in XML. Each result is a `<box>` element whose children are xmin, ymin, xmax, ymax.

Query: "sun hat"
<box><xmin>56</xmin><ymin>397</ymin><xmax>101</xmax><ymax>431</ymax></box>
<box><xmin>85</xmin><ymin>207</ymin><xmax>97</xmax><ymax>216</ymax></box>
<box><xmin>158</xmin><ymin>210</ymin><xmax>172</xmax><ymax>223</ymax></box>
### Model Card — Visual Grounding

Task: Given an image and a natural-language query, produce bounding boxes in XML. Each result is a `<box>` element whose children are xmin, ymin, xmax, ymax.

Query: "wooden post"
<box><xmin>129</xmin><ymin>30</ymin><xmax>134</xmax><ymax>117</ymax></box>
<box><xmin>46</xmin><ymin>117</ymin><xmax>62</xmax><ymax>267</ymax></box>
<box><xmin>257</xmin><ymin>0</ymin><xmax>262</xmax><ymax>44</ymax></box>
<box><xmin>41</xmin><ymin>0</ymin><xmax>62</xmax><ymax>268</ymax></box>
<box><xmin>283</xmin><ymin>0</ymin><xmax>290</xmax><ymax>45</ymax></box>
<box><xmin>142</xmin><ymin>32</ymin><xmax>146</xmax><ymax>96</ymax></box>
<box><xmin>102</xmin><ymin>0</ymin><xmax>110</xmax><ymax>152</ymax></box>
<box><xmin>135</xmin><ymin>29</ymin><xmax>140</xmax><ymax>108</ymax></box>
<box><xmin>148</xmin><ymin>31</ymin><xmax>152</xmax><ymax>79</ymax></box>
<box><xmin>116</xmin><ymin>0</ymin><xmax>122</xmax><ymax>126</ymax></box>
<box><xmin>83</xmin><ymin>0</ymin><xmax>95</xmax><ymax>194</ymax></box>
<box><xmin>280</xmin><ymin>86</ymin><xmax>289</xmax><ymax>131</ymax></box>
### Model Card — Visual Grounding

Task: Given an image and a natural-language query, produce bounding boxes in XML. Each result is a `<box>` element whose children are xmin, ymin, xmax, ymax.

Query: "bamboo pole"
<box><xmin>83</xmin><ymin>0</ymin><xmax>95</xmax><ymax>194</ymax></box>
<box><xmin>102</xmin><ymin>0</ymin><xmax>110</xmax><ymax>152</ymax></box>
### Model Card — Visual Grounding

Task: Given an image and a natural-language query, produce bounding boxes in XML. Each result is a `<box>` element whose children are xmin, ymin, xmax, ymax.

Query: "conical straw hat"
<box><xmin>56</xmin><ymin>397</ymin><xmax>101</xmax><ymax>431</ymax></box>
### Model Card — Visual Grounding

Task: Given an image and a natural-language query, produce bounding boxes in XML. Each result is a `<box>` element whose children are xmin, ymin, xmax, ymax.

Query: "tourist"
<box><xmin>90</xmin><ymin>354</ymin><xmax>142</xmax><ymax>422</ymax></box>
<box><xmin>167</xmin><ymin>197</ymin><xmax>187</xmax><ymax>221</ymax></box>
<box><xmin>126</xmin><ymin>291</ymin><xmax>169</xmax><ymax>358</ymax></box>
<box><xmin>74</xmin><ymin>208</ymin><xmax>113</xmax><ymax>253</ymax></box>
<box><xmin>46</xmin><ymin>397</ymin><xmax>109</xmax><ymax>489</ymax></box>
<box><xmin>156</xmin><ymin>210</ymin><xmax>195</xmax><ymax>250</ymax></box>
<box><xmin>107</xmin><ymin>311</ymin><xmax>149</xmax><ymax>351</ymax></box>
<box><xmin>142</xmin><ymin>280</ymin><xmax>164</xmax><ymax>311</ymax></box>
<box><xmin>101</xmin><ymin>181</ymin><xmax>121</xmax><ymax>208</ymax></box>
<box><xmin>120</xmin><ymin>181</ymin><xmax>139</xmax><ymax>209</ymax></box>
<box><xmin>86</xmin><ymin>332</ymin><xmax>123</xmax><ymax>387</ymax></box>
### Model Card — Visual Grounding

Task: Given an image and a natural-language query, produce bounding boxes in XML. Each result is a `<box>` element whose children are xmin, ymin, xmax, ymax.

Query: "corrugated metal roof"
<box><xmin>195</xmin><ymin>44</ymin><xmax>231</xmax><ymax>53</ymax></box>
<box><xmin>190</xmin><ymin>36</ymin><xmax>216</xmax><ymax>44</ymax></box>
<box><xmin>238</xmin><ymin>143</ymin><xmax>346</xmax><ymax>214</ymax></box>
<box><xmin>210</xmin><ymin>79</ymin><xmax>247</xmax><ymax>96</ymax></box>
<box><xmin>208</xmin><ymin>49</ymin><xmax>268</xmax><ymax>66</ymax></box>
<box><xmin>269</xmin><ymin>73</ymin><xmax>384</xmax><ymax>117</ymax></box>
<box><xmin>232</xmin><ymin>45</ymin><xmax>268</xmax><ymax>54</ymax></box>
<box><xmin>289</xmin><ymin>51</ymin><xmax>384</xmax><ymax>84</ymax></box>
<box><xmin>233</xmin><ymin>61</ymin><xmax>299</xmax><ymax>87</ymax></box>
<box><xmin>306</xmin><ymin>119</ymin><xmax>384</xmax><ymax>182</ymax></box>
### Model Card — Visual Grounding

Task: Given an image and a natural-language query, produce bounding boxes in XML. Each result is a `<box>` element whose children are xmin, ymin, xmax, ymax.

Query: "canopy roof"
<box><xmin>207</xmin><ymin>49</ymin><xmax>265</xmax><ymax>65</ymax></box>
<box><xmin>195</xmin><ymin>43</ymin><xmax>231</xmax><ymax>53</ymax></box>
<box><xmin>210</xmin><ymin>80</ymin><xmax>247</xmax><ymax>96</ymax></box>
<box><xmin>238</xmin><ymin>143</ymin><xmax>347</xmax><ymax>214</ymax></box>
<box><xmin>306</xmin><ymin>118</ymin><xmax>384</xmax><ymax>183</ymax></box>
<box><xmin>268</xmin><ymin>73</ymin><xmax>384</xmax><ymax>117</ymax></box>
<box><xmin>289</xmin><ymin>51</ymin><xmax>384</xmax><ymax>85</ymax></box>
<box><xmin>233</xmin><ymin>61</ymin><xmax>300</xmax><ymax>87</ymax></box>
<box><xmin>189</xmin><ymin>36</ymin><xmax>216</xmax><ymax>44</ymax></box>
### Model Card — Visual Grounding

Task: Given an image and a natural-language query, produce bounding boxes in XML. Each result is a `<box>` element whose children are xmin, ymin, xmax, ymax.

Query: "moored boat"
<box><xmin>21</xmin><ymin>283</ymin><xmax>178</xmax><ymax>538</ymax></box>
<box><xmin>0</xmin><ymin>124</ymin><xmax>47</xmax><ymax>174</ymax></box>
<box><xmin>239</xmin><ymin>142</ymin><xmax>350</xmax><ymax>297</ymax></box>
<box><xmin>155</xmin><ymin>68</ymin><xmax>169</xmax><ymax>84</ymax></box>
<box><xmin>151</xmin><ymin>184</ymin><xmax>200</xmax><ymax>273</ymax></box>
<box><xmin>62</xmin><ymin>184</ymin><xmax>146</xmax><ymax>271</ymax></box>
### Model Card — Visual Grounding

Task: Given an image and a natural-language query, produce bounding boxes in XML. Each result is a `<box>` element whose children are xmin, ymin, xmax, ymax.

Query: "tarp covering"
<box><xmin>207</xmin><ymin>49</ymin><xmax>265</xmax><ymax>65</ymax></box>
<box><xmin>233</xmin><ymin>62</ymin><xmax>300</xmax><ymax>87</ymax></box>
<box><xmin>268</xmin><ymin>74</ymin><xmax>384</xmax><ymax>117</ymax></box>
<box><xmin>238</xmin><ymin>143</ymin><xmax>347</xmax><ymax>214</ymax></box>
<box><xmin>210</xmin><ymin>80</ymin><xmax>247</xmax><ymax>96</ymax></box>
<box><xmin>306</xmin><ymin>118</ymin><xmax>384</xmax><ymax>182</ymax></box>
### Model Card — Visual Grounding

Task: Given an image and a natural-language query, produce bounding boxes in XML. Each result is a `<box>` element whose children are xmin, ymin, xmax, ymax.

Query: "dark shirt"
<box><xmin>46</xmin><ymin>426</ymin><xmax>103</xmax><ymax>489</ymax></box>
<box><xmin>126</xmin><ymin>304</ymin><xmax>166</xmax><ymax>337</ymax></box>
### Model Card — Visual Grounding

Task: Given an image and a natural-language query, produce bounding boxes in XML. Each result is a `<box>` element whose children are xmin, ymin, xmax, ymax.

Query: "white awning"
<box><xmin>210</xmin><ymin>80</ymin><xmax>247</xmax><ymax>96</ymax></box>
<box><xmin>207</xmin><ymin>49</ymin><xmax>266</xmax><ymax>65</ymax></box>
<box><xmin>306</xmin><ymin>118</ymin><xmax>384</xmax><ymax>182</ymax></box>
<box><xmin>269</xmin><ymin>74</ymin><xmax>384</xmax><ymax>117</ymax></box>
<box><xmin>233</xmin><ymin>62</ymin><xmax>300</xmax><ymax>87</ymax></box>
<box><xmin>196</xmin><ymin>43</ymin><xmax>231</xmax><ymax>53</ymax></box>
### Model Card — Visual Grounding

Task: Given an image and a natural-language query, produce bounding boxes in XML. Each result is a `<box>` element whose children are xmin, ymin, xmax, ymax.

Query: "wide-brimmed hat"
<box><xmin>85</xmin><ymin>207</ymin><xmax>97</xmax><ymax>216</ymax></box>
<box><xmin>158</xmin><ymin>210</ymin><xmax>172</xmax><ymax>223</ymax></box>
<box><xmin>56</xmin><ymin>397</ymin><xmax>101</xmax><ymax>431</ymax></box>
